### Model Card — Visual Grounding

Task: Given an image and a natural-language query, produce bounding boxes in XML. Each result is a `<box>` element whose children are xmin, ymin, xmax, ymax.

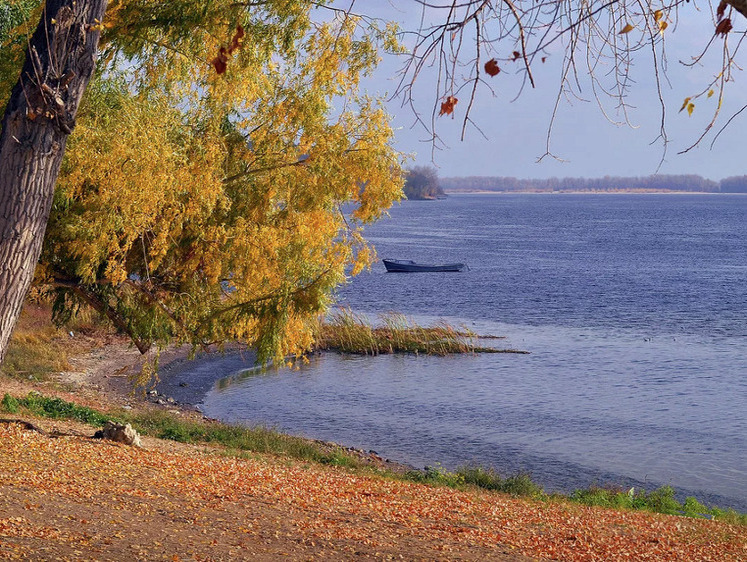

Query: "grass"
<box><xmin>0</xmin><ymin>301</ymin><xmax>112</xmax><ymax>382</ymax></box>
<box><xmin>1</xmin><ymin>390</ymin><xmax>745</xmax><ymax>525</ymax></box>
<box><xmin>570</xmin><ymin>484</ymin><xmax>747</xmax><ymax>526</ymax></box>
<box><xmin>0</xmin><ymin>392</ymin><xmax>360</xmax><ymax>468</ymax></box>
<box><xmin>1</xmin><ymin>318</ymin><xmax>74</xmax><ymax>382</ymax></box>
<box><xmin>314</xmin><ymin>308</ymin><xmax>527</xmax><ymax>356</ymax></box>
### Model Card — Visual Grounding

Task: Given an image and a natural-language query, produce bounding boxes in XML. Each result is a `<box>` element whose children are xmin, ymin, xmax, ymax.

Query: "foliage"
<box><xmin>403</xmin><ymin>166</ymin><xmax>444</xmax><ymax>200</ymax></box>
<box><xmin>0</xmin><ymin>0</ymin><xmax>38</xmax><ymax>42</ymax></box>
<box><xmin>2</xmin><ymin>392</ymin><xmax>110</xmax><ymax>424</ymax></box>
<box><xmin>0</xmin><ymin>1</ymin><xmax>404</xmax><ymax>365</ymax></box>
<box><xmin>720</xmin><ymin>176</ymin><xmax>747</xmax><ymax>193</ymax></box>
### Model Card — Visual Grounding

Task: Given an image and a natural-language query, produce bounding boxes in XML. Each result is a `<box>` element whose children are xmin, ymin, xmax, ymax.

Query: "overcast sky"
<box><xmin>346</xmin><ymin>0</ymin><xmax>746</xmax><ymax>180</ymax></box>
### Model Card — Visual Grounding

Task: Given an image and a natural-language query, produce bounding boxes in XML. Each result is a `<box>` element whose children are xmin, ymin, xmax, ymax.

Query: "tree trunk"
<box><xmin>0</xmin><ymin>0</ymin><xmax>108</xmax><ymax>364</ymax></box>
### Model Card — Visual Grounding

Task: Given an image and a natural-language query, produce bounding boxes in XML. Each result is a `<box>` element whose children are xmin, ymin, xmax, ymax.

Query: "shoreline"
<box><xmin>42</xmin><ymin>335</ymin><xmax>747</xmax><ymax>513</ymax></box>
<box><xmin>49</xmin><ymin>339</ymin><xmax>418</xmax><ymax>474</ymax></box>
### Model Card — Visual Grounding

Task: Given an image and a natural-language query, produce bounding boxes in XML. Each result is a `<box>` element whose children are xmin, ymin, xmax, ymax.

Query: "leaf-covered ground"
<box><xmin>0</xmin><ymin>421</ymin><xmax>744</xmax><ymax>561</ymax></box>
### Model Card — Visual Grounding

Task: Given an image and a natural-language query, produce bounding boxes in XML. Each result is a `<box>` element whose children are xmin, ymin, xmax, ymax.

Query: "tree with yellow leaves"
<box><xmin>0</xmin><ymin>0</ymin><xmax>403</xmax><ymax>364</ymax></box>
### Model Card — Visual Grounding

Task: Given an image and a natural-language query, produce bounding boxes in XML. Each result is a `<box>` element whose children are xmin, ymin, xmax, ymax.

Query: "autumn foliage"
<box><xmin>0</xmin><ymin>1</ymin><xmax>404</xmax><ymax>363</ymax></box>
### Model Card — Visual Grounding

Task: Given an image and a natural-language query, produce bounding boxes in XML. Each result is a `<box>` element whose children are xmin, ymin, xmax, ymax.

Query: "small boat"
<box><xmin>382</xmin><ymin>259</ymin><xmax>468</xmax><ymax>273</ymax></box>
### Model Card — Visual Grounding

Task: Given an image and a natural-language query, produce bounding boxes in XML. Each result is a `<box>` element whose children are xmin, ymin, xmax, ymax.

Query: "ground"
<box><xmin>0</xmin><ymin>307</ymin><xmax>745</xmax><ymax>560</ymax></box>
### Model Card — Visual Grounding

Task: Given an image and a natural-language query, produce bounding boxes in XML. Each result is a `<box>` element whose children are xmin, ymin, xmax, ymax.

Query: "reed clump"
<box><xmin>313</xmin><ymin>308</ymin><xmax>527</xmax><ymax>356</ymax></box>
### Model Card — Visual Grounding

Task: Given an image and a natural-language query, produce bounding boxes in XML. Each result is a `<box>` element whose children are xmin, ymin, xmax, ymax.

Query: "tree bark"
<box><xmin>0</xmin><ymin>0</ymin><xmax>108</xmax><ymax>364</ymax></box>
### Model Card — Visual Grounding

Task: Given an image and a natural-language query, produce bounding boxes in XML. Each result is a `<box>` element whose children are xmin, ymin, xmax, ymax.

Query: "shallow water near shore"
<box><xmin>198</xmin><ymin>194</ymin><xmax>747</xmax><ymax>511</ymax></box>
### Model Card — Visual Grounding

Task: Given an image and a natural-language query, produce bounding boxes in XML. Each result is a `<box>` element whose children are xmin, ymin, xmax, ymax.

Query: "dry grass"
<box><xmin>313</xmin><ymin>308</ymin><xmax>527</xmax><ymax>356</ymax></box>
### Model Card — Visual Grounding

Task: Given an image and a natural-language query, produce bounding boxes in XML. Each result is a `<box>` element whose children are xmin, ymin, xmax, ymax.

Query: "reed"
<box><xmin>313</xmin><ymin>308</ymin><xmax>527</xmax><ymax>355</ymax></box>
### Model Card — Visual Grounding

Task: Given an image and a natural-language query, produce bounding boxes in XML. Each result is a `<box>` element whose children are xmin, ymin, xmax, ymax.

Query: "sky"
<box><xmin>342</xmin><ymin>0</ymin><xmax>747</xmax><ymax>180</ymax></box>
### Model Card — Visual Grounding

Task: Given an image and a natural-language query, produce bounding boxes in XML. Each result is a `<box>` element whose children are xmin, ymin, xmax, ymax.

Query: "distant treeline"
<box><xmin>404</xmin><ymin>166</ymin><xmax>445</xmax><ymax>200</ymax></box>
<box><xmin>440</xmin><ymin>174</ymin><xmax>747</xmax><ymax>193</ymax></box>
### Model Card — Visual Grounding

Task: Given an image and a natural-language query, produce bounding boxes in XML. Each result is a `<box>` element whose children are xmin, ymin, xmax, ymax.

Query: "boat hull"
<box><xmin>382</xmin><ymin>259</ymin><xmax>467</xmax><ymax>273</ymax></box>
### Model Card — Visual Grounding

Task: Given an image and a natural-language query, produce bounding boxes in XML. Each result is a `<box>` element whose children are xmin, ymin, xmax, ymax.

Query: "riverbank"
<box><xmin>1</xmin><ymin>307</ymin><xmax>746</xmax><ymax>559</ymax></box>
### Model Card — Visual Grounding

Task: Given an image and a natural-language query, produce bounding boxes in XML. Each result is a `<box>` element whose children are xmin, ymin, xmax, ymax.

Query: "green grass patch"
<box><xmin>457</xmin><ymin>466</ymin><xmax>546</xmax><ymax>498</ymax></box>
<box><xmin>2</xmin><ymin>392</ymin><xmax>110</xmax><ymax>425</ymax></box>
<box><xmin>0</xmin><ymin>392</ymin><xmax>360</xmax><ymax>469</ymax></box>
<box><xmin>314</xmin><ymin>309</ymin><xmax>527</xmax><ymax>356</ymax></box>
<box><xmin>570</xmin><ymin>484</ymin><xmax>747</xmax><ymax>524</ymax></box>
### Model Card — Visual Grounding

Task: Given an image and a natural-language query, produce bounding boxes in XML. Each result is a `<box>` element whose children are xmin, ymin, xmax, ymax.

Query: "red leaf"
<box><xmin>715</xmin><ymin>17</ymin><xmax>732</xmax><ymax>36</ymax></box>
<box><xmin>484</xmin><ymin>59</ymin><xmax>501</xmax><ymax>77</ymax></box>
<box><xmin>716</xmin><ymin>0</ymin><xmax>728</xmax><ymax>20</ymax></box>
<box><xmin>228</xmin><ymin>24</ymin><xmax>245</xmax><ymax>54</ymax></box>
<box><xmin>511</xmin><ymin>51</ymin><xmax>520</xmax><ymax>62</ymax></box>
<box><xmin>439</xmin><ymin>96</ymin><xmax>458</xmax><ymax>117</ymax></box>
<box><xmin>212</xmin><ymin>47</ymin><xmax>229</xmax><ymax>74</ymax></box>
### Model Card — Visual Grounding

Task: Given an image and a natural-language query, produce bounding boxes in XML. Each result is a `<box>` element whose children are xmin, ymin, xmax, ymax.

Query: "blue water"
<box><xmin>202</xmin><ymin>194</ymin><xmax>747</xmax><ymax>511</ymax></box>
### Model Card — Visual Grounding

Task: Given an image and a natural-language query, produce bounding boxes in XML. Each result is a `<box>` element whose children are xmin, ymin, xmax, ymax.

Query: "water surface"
<box><xmin>202</xmin><ymin>195</ymin><xmax>747</xmax><ymax>510</ymax></box>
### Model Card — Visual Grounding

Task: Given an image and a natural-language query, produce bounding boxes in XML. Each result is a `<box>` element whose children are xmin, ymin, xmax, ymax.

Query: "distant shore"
<box><xmin>443</xmin><ymin>190</ymin><xmax>743</xmax><ymax>195</ymax></box>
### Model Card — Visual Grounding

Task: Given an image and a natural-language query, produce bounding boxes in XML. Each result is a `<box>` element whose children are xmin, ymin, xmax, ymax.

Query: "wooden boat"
<box><xmin>382</xmin><ymin>259</ymin><xmax>468</xmax><ymax>273</ymax></box>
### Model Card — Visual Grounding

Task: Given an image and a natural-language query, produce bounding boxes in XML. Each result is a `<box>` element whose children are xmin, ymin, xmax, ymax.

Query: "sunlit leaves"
<box><xmin>9</xmin><ymin>0</ymin><xmax>406</xmax><ymax>363</ymax></box>
<box><xmin>618</xmin><ymin>23</ymin><xmax>635</xmax><ymax>34</ymax></box>
<box><xmin>680</xmin><ymin>97</ymin><xmax>695</xmax><ymax>116</ymax></box>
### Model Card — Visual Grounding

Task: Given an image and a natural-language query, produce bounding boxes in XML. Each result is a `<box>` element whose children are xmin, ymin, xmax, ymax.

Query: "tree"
<box><xmin>0</xmin><ymin>0</ymin><xmax>403</xmax><ymax>365</ymax></box>
<box><xmin>403</xmin><ymin>166</ymin><xmax>444</xmax><ymax>199</ymax></box>
<box><xmin>0</xmin><ymin>0</ymin><xmax>108</xmax><ymax>365</ymax></box>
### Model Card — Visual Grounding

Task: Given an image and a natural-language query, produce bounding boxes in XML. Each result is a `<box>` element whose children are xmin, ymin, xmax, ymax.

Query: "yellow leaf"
<box><xmin>619</xmin><ymin>23</ymin><xmax>635</xmax><ymax>34</ymax></box>
<box><xmin>707</xmin><ymin>89</ymin><xmax>715</xmax><ymax>98</ymax></box>
<box><xmin>654</xmin><ymin>10</ymin><xmax>663</xmax><ymax>21</ymax></box>
<box><xmin>687</xmin><ymin>102</ymin><xmax>695</xmax><ymax>116</ymax></box>
<box><xmin>679</xmin><ymin>97</ymin><xmax>691</xmax><ymax>112</ymax></box>
<box><xmin>658</xmin><ymin>21</ymin><xmax>668</xmax><ymax>32</ymax></box>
